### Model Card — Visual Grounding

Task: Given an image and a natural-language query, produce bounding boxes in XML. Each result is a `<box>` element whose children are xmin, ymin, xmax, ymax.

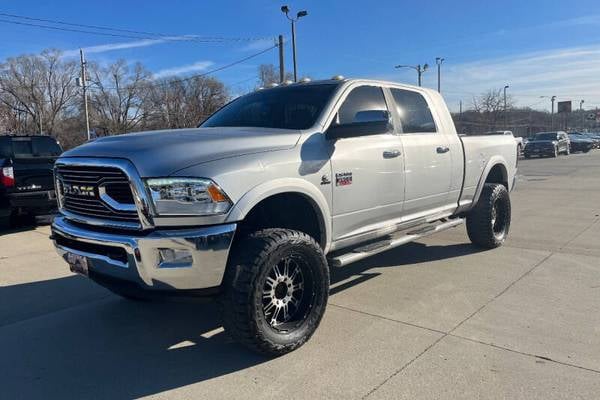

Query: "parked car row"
<box><xmin>523</xmin><ymin>131</ymin><xmax>599</xmax><ymax>158</ymax></box>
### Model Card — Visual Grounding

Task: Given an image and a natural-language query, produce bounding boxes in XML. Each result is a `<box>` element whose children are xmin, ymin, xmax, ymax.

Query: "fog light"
<box><xmin>158</xmin><ymin>249</ymin><xmax>193</xmax><ymax>268</ymax></box>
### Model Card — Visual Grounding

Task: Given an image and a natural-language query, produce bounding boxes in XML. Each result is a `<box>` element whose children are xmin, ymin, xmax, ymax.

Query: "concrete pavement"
<box><xmin>1</xmin><ymin>151</ymin><xmax>599</xmax><ymax>399</ymax></box>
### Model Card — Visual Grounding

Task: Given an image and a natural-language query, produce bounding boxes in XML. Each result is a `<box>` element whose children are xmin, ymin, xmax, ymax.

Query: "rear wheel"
<box><xmin>221</xmin><ymin>228</ymin><xmax>329</xmax><ymax>356</ymax></box>
<box><xmin>466</xmin><ymin>183</ymin><xmax>511</xmax><ymax>249</ymax></box>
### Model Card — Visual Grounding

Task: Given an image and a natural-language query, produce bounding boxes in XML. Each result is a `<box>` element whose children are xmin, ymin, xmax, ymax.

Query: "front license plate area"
<box><xmin>66</xmin><ymin>252</ymin><xmax>89</xmax><ymax>276</ymax></box>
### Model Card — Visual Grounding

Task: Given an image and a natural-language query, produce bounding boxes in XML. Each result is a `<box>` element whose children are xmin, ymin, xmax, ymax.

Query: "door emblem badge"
<box><xmin>335</xmin><ymin>172</ymin><xmax>353</xmax><ymax>186</ymax></box>
<box><xmin>320</xmin><ymin>175</ymin><xmax>331</xmax><ymax>185</ymax></box>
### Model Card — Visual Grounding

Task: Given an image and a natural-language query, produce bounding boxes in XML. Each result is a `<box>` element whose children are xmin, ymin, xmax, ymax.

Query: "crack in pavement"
<box><xmin>361</xmin><ymin>250</ymin><xmax>557</xmax><ymax>398</ymax></box>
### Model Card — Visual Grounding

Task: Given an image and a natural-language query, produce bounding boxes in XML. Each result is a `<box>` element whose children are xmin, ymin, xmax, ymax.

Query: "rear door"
<box><xmin>389</xmin><ymin>88</ymin><xmax>453</xmax><ymax>218</ymax></box>
<box><xmin>10</xmin><ymin>137</ymin><xmax>62</xmax><ymax>192</ymax></box>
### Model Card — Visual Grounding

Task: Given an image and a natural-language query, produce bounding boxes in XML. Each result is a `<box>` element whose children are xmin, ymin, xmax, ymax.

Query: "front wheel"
<box><xmin>221</xmin><ymin>228</ymin><xmax>329</xmax><ymax>356</ymax></box>
<box><xmin>466</xmin><ymin>183</ymin><xmax>511</xmax><ymax>249</ymax></box>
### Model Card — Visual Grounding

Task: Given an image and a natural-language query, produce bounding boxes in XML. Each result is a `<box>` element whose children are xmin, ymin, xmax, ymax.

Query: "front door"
<box><xmin>329</xmin><ymin>85</ymin><xmax>405</xmax><ymax>241</ymax></box>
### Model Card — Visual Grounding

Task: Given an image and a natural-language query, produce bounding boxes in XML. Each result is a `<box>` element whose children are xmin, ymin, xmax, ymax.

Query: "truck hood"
<box><xmin>61</xmin><ymin>127</ymin><xmax>301</xmax><ymax>177</ymax></box>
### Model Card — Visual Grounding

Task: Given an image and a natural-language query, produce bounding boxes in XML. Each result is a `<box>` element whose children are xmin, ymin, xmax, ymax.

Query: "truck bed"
<box><xmin>458</xmin><ymin>134</ymin><xmax>518</xmax><ymax>209</ymax></box>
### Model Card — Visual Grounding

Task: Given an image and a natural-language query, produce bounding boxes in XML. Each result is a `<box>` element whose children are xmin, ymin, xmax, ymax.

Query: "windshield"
<box><xmin>534</xmin><ymin>132</ymin><xmax>558</xmax><ymax>141</ymax></box>
<box><xmin>201</xmin><ymin>84</ymin><xmax>338</xmax><ymax>130</ymax></box>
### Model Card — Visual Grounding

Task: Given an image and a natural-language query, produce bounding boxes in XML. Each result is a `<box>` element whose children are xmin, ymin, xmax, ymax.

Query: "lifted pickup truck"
<box><xmin>51</xmin><ymin>78</ymin><xmax>517</xmax><ymax>355</ymax></box>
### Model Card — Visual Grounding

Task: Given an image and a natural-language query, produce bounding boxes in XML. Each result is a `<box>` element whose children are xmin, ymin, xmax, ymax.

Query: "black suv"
<box><xmin>524</xmin><ymin>131</ymin><xmax>570</xmax><ymax>158</ymax></box>
<box><xmin>1</xmin><ymin>135</ymin><xmax>63</xmax><ymax>228</ymax></box>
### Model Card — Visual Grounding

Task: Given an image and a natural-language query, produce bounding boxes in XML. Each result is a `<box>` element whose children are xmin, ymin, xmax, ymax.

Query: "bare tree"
<box><xmin>88</xmin><ymin>60</ymin><xmax>152</xmax><ymax>135</ymax></box>
<box><xmin>471</xmin><ymin>88</ymin><xmax>514</xmax><ymax>131</ymax></box>
<box><xmin>143</xmin><ymin>76</ymin><xmax>229</xmax><ymax>129</ymax></box>
<box><xmin>0</xmin><ymin>49</ymin><xmax>79</xmax><ymax>135</ymax></box>
<box><xmin>257</xmin><ymin>64</ymin><xmax>292</xmax><ymax>87</ymax></box>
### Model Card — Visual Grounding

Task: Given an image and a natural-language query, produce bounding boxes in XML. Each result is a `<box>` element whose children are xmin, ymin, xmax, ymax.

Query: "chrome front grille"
<box><xmin>55</xmin><ymin>165</ymin><xmax>140</xmax><ymax>224</ymax></box>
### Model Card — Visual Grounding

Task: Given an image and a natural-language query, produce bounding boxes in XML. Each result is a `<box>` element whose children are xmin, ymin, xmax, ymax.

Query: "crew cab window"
<box><xmin>337</xmin><ymin>86</ymin><xmax>388</xmax><ymax>125</ymax></box>
<box><xmin>390</xmin><ymin>88</ymin><xmax>437</xmax><ymax>133</ymax></box>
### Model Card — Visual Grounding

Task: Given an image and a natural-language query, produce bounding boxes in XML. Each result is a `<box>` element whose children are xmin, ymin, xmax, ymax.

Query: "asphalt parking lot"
<box><xmin>1</xmin><ymin>151</ymin><xmax>599</xmax><ymax>399</ymax></box>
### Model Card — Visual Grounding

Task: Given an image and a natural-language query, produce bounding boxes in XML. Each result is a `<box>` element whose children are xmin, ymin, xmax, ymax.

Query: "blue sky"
<box><xmin>1</xmin><ymin>0</ymin><xmax>600</xmax><ymax>111</ymax></box>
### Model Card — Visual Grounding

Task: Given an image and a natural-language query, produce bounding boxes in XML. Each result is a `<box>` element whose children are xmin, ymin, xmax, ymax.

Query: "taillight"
<box><xmin>1</xmin><ymin>166</ymin><xmax>15</xmax><ymax>187</ymax></box>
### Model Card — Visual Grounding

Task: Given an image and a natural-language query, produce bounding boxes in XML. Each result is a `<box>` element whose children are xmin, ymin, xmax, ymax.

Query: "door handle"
<box><xmin>383</xmin><ymin>149</ymin><xmax>401</xmax><ymax>158</ymax></box>
<box><xmin>436</xmin><ymin>146</ymin><xmax>450</xmax><ymax>154</ymax></box>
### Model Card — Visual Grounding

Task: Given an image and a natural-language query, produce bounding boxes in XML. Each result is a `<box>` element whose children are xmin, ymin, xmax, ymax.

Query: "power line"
<box><xmin>145</xmin><ymin>44</ymin><xmax>279</xmax><ymax>89</ymax></box>
<box><xmin>0</xmin><ymin>13</ymin><xmax>271</xmax><ymax>43</ymax></box>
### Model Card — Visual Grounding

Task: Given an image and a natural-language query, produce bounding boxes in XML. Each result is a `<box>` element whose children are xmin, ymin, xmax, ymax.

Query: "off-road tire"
<box><xmin>466</xmin><ymin>183</ymin><xmax>511</xmax><ymax>249</ymax></box>
<box><xmin>221</xmin><ymin>228</ymin><xmax>329</xmax><ymax>356</ymax></box>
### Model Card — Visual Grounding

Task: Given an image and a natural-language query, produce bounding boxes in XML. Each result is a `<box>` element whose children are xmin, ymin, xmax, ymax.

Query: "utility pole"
<box><xmin>551</xmin><ymin>95</ymin><xmax>556</xmax><ymax>129</ymax></box>
<box><xmin>395</xmin><ymin>63</ymin><xmax>429</xmax><ymax>87</ymax></box>
<box><xmin>435</xmin><ymin>57</ymin><xmax>444</xmax><ymax>93</ymax></box>
<box><xmin>79</xmin><ymin>49</ymin><xmax>91</xmax><ymax>141</ymax></box>
<box><xmin>503</xmin><ymin>85</ymin><xmax>509</xmax><ymax>129</ymax></box>
<box><xmin>278</xmin><ymin>35</ymin><xmax>285</xmax><ymax>83</ymax></box>
<box><xmin>459</xmin><ymin>100</ymin><xmax>463</xmax><ymax>121</ymax></box>
<box><xmin>281</xmin><ymin>6</ymin><xmax>308</xmax><ymax>82</ymax></box>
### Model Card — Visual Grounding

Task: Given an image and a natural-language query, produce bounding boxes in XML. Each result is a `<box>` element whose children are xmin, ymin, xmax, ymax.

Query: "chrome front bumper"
<box><xmin>51</xmin><ymin>216</ymin><xmax>236</xmax><ymax>291</ymax></box>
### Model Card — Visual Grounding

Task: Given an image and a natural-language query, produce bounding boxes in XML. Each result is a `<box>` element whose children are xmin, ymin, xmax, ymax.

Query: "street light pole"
<box><xmin>435</xmin><ymin>57</ymin><xmax>444</xmax><ymax>93</ymax></box>
<box><xmin>580</xmin><ymin>99</ymin><xmax>585</xmax><ymax>130</ymax></box>
<box><xmin>503</xmin><ymin>85</ymin><xmax>509</xmax><ymax>129</ymax></box>
<box><xmin>551</xmin><ymin>95</ymin><xmax>556</xmax><ymax>129</ymax></box>
<box><xmin>281</xmin><ymin>6</ymin><xmax>308</xmax><ymax>82</ymax></box>
<box><xmin>395</xmin><ymin>63</ymin><xmax>429</xmax><ymax>87</ymax></box>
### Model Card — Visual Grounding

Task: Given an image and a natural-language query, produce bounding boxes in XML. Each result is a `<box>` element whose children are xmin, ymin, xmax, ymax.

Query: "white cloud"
<box><xmin>61</xmin><ymin>36</ymin><xmax>192</xmax><ymax>58</ymax></box>
<box><xmin>153</xmin><ymin>60</ymin><xmax>214</xmax><ymax>78</ymax></box>
<box><xmin>239</xmin><ymin>38</ymin><xmax>277</xmax><ymax>52</ymax></box>
<box><xmin>379</xmin><ymin>45</ymin><xmax>600</xmax><ymax>112</ymax></box>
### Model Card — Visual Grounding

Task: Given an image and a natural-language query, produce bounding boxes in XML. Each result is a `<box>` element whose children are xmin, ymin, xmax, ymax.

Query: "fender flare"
<box><xmin>471</xmin><ymin>156</ymin><xmax>510</xmax><ymax>207</ymax></box>
<box><xmin>225</xmin><ymin>178</ymin><xmax>332</xmax><ymax>252</ymax></box>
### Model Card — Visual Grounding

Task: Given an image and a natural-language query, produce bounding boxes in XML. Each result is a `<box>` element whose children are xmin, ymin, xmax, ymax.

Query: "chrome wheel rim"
<box><xmin>262</xmin><ymin>255</ymin><xmax>312</xmax><ymax>330</ymax></box>
<box><xmin>491</xmin><ymin>200</ymin><xmax>507</xmax><ymax>239</ymax></box>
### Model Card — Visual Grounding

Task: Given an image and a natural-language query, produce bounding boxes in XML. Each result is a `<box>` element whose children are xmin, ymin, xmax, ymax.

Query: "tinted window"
<box><xmin>202</xmin><ymin>84</ymin><xmax>338</xmax><ymax>130</ymax></box>
<box><xmin>337</xmin><ymin>86</ymin><xmax>388</xmax><ymax>125</ymax></box>
<box><xmin>390</xmin><ymin>88</ymin><xmax>437</xmax><ymax>133</ymax></box>
<box><xmin>0</xmin><ymin>137</ymin><xmax>10</xmax><ymax>158</ymax></box>
<box><xmin>11</xmin><ymin>139</ymin><xmax>33</xmax><ymax>157</ymax></box>
<box><xmin>535</xmin><ymin>132</ymin><xmax>558</xmax><ymax>140</ymax></box>
<box><xmin>31</xmin><ymin>137</ymin><xmax>62</xmax><ymax>156</ymax></box>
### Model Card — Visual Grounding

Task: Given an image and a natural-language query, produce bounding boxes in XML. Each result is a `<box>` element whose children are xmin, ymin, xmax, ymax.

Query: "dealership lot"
<box><xmin>1</xmin><ymin>153</ymin><xmax>599</xmax><ymax>399</ymax></box>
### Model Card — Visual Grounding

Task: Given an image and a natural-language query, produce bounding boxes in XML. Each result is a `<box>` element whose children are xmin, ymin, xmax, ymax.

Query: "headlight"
<box><xmin>145</xmin><ymin>178</ymin><xmax>232</xmax><ymax>216</ymax></box>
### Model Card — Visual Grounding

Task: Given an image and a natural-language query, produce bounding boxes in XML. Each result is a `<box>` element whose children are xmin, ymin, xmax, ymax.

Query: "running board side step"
<box><xmin>328</xmin><ymin>218</ymin><xmax>465</xmax><ymax>267</ymax></box>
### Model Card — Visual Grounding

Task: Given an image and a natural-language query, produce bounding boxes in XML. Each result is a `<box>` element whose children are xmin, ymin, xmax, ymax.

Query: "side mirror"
<box><xmin>326</xmin><ymin>110</ymin><xmax>392</xmax><ymax>140</ymax></box>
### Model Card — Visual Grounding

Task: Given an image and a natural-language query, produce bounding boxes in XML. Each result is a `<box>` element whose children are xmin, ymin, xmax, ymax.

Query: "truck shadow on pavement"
<box><xmin>0</xmin><ymin>241</ymin><xmax>482</xmax><ymax>398</ymax></box>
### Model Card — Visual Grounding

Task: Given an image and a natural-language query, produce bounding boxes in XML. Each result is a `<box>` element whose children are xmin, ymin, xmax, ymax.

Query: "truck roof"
<box><xmin>260</xmin><ymin>77</ymin><xmax>437</xmax><ymax>95</ymax></box>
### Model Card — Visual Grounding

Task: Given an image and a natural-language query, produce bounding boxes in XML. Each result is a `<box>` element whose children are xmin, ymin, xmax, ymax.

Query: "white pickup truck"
<box><xmin>51</xmin><ymin>77</ymin><xmax>517</xmax><ymax>355</ymax></box>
